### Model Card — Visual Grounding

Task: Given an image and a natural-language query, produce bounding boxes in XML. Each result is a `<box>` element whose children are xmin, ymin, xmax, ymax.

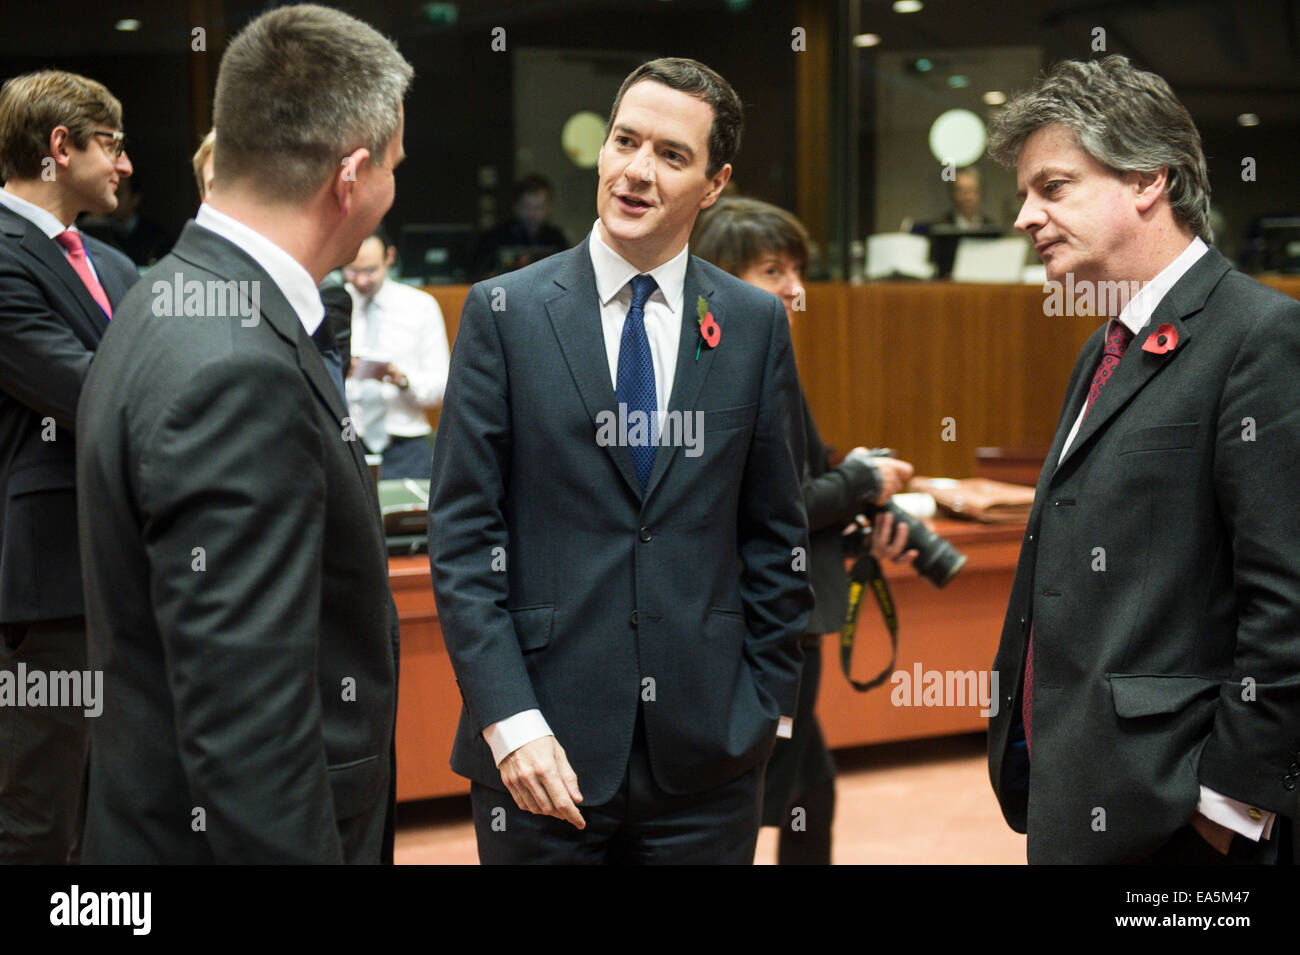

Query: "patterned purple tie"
<box><xmin>1023</xmin><ymin>320</ymin><xmax>1135</xmax><ymax>756</ymax></box>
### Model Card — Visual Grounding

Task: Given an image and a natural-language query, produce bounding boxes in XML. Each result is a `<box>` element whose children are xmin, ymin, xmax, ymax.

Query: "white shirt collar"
<box><xmin>589</xmin><ymin>222</ymin><xmax>687</xmax><ymax>315</ymax></box>
<box><xmin>195</xmin><ymin>203</ymin><xmax>324</xmax><ymax>335</ymax></box>
<box><xmin>1115</xmin><ymin>236</ymin><xmax>1208</xmax><ymax>336</ymax></box>
<box><xmin>0</xmin><ymin>187</ymin><xmax>77</xmax><ymax>239</ymax></box>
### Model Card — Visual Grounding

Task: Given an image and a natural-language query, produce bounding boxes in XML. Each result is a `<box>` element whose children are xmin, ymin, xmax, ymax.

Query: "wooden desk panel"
<box><xmin>424</xmin><ymin>276</ymin><xmax>1300</xmax><ymax>480</ymax></box>
<box><xmin>390</xmin><ymin>518</ymin><xmax>1023</xmax><ymax>802</ymax></box>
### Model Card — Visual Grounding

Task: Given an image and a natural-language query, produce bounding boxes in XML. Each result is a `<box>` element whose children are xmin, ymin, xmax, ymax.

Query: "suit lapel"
<box><xmin>642</xmin><ymin>258</ymin><xmax>716</xmax><ymax>500</ymax></box>
<box><xmin>1053</xmin><ymin>249</ymin><xmax>1229</xmax><ymax>474</ymax></box>
<box><xmin>544</xmin><ymin>243</ymin><xmax>645</xmax><ymax>500</ymax></box>
<box><xmin>170</xmin><ymin>222</ymin><xmax>373</xmax><ymax>494</ymax></box>
<box><xmin>6</xmin><ymin>211</ymin><xmax>110</xmax><ymax>337</ymax></box>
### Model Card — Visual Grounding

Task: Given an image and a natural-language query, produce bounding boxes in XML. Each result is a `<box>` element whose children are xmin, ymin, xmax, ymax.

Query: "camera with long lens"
<box><xmin>855</xmin><ymin>449</ymin><xmax>966</xmax><ymax>588</ymax></box>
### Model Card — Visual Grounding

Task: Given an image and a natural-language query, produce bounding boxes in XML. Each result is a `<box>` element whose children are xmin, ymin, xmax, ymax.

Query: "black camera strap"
<box><xmin>838</xmin><ymin>551</ymin><xmax>899</xmax><ymax>692</ymax></box>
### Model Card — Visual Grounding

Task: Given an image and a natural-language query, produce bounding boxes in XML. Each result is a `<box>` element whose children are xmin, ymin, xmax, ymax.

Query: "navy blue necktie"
<box><xmin>615</xmin><ymin>274</ymin><xmax>659</xmax><ymax>492</ymax></box>
<box><xmin>310</xmin><ymin>315</ymin><xmax>347</xmax><ymax>402</ymax></box>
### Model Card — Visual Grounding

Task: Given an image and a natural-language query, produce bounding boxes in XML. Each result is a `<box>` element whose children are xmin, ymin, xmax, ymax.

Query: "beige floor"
<box><xmin>394</xmin><ymin>733</ymin><xmax>1027</xmax><ymax>864</ymax></box>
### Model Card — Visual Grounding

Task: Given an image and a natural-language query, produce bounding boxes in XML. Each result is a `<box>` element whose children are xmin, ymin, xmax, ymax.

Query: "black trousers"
<box><xmin>760</xmin><ymin>639</ymin><xmax>836</xmax><ymax>865</ymax></box>
<box><xmin>471</xmin><ymin>707</ymin><xmax>765</xmax><ymax>864</ymax></box>
<box><xmin>0</xmin><ymin>617</ymin><xmax>90</xmax><ymax>864</ymax></box>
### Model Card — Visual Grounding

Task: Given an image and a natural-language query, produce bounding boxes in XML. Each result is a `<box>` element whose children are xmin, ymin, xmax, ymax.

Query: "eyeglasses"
<box><xmin>91</xmin><ymin>130</ymin><xmax>127</xmax><ymax>158</ymax></box>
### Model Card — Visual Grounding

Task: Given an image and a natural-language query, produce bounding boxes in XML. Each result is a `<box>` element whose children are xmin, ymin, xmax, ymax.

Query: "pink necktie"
<box><xmin>54</xmin><ymin>230</ymin><xmax>112</xmax><ymax>319</ymax></box>
<box><xmin>1022</xmin><ymin>320</ymin><xmax>1135</xmax><ymax>755</ymax></box>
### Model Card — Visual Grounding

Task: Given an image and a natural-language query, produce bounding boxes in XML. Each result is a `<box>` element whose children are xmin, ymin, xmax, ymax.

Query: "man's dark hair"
<box><xmin>0</xmin><ymin>70</ymin><xmax>123</xmax><ymax>181</ymax></box>
<box><xmin>513</xmin><ymin>174</ymin><xmax>553</xmax><ymax>203</ymax></box>
<box><xmin>605</xmin><ymin>57</ymin><xmax>743</xmax><ymax>178</ymax></box>
<box><xmin>213</xmin><ymin>4</ymin><xmax>412</xmax><ymax>203</ymax></box>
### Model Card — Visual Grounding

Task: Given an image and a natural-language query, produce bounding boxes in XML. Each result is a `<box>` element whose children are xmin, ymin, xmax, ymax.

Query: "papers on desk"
<box><xmin>866</xmin><ymin>233</ymin><xmax>935</xmax><ymax>280</ymax></box>
<box><xmin>951</xmin><ymin>236</ymin><xmax>1032</xmax><ymax>283</ymax></box>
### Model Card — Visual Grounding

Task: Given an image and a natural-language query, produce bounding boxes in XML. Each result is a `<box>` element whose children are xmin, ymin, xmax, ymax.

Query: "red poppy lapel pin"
<box><xmin>695</xmin><ymin>295</ymin><xmax>720</xmax><ymax>360</ymax></box>
<box><xmin>1142</xmin><ymin>323</ymin><xmax>1179</xmax><ymax>355</ymax></box>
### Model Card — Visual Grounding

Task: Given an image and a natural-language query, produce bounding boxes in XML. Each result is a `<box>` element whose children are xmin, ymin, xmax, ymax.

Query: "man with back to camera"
<box><xmin>75</xmin><ymin>4</ymin><xmax>412</xmax><ymax>863</ymax></box>
<box><xmin>428</xmin><ymin>57</ymin><xmax>813</xmax><ymax>864</ymax></box>
<box><xmin>343</xmin><ymin>227</ymin><xmax>449</xmax><ymax>480</ymax></box>
<box><xmin>0</xmin><ymin>69</ymin><xmax>138</xmax><ymax>864</ymax></box>
<box><xmin>987</xmin><ymin>55</ymin><xmax>1299</xmax><ymax>864</ymax></box>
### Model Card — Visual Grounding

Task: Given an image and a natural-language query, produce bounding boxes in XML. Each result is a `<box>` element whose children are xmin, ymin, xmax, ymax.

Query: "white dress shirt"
<box><xmin>484</xmin><ymin>226</ymin><xmax>791</xmax><ymax>766</ymax></box>
<box><xmin>0</xmin><ymin>187</ymin><xmax>103</xmax><ymax>282</ymax></box>
<box><xmin>195</xmin><ymin>203</ymin><xmax>323</xmax><ymax>336</ymax></box>
<box><xmin>344</xmin><ymin>277</ymin><xmax>449</xmax><ymax>450</ymax></box>
<box><xmin>1054</xmin><ymin>235</ymin><xmax>1273</xmax><ymax>844</ymax></box>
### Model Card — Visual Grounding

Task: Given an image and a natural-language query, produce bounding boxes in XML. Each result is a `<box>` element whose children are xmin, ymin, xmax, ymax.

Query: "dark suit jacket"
<box><xmin>428</xmin><ymin>237</ymin><xmax>813</xmax><ymax>806</ymax></box>
<box><xmin>0</xmin><ymin>204</ymin><xmax>137</xmax><ymax>625</ymax></box>
<box><xmin>988</xmin><ymin>247</ymin><xmax>1300</xmax><ymax>863</ymax></box>
<box><xmin>76</xmin><ymin>222</ymin><xmax>399</xmax><ymax>863</ymax></box>
<box><xmin>800</xmin><ymin>392</ymin><xmax>880</xmax><ymax>636</ymax></box>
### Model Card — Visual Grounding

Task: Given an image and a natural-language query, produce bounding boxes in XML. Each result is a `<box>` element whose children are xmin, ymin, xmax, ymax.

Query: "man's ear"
<box><xmin>333</xmin><ymin>147</ymin><xmax>371</xmax><ymax>215</ymax></box>
<box><xmin>1132</xmin><ymin>167</ymin><xmax>1169</xmax><ymax>215</ymax></box>
<box><xmin>699</xmin><ymin>162</ymin><xmax>732</xmax><ymax>210</ymax></box>
<box><xmin>385</xmin><ymin>244</ymin><xmax>397</xmax><ymax>268</ymax></box>
<box><xmin>48</xmin><ymin>125</ymin><xmax>74</xmax><ymax>170</ymax></box>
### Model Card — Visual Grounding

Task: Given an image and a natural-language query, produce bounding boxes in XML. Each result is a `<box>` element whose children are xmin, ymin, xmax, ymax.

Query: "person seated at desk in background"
<box><xmin>344</xmin><ymin>226</ymin><xmax>449</xmax><ymax>479</ymax></box>
<box><xmin>693</xmin><ymin>196</ymin><xmax>917</xmax><ymax>864</ymax></box>
<box><xmin>936</xmin><ymin>166</ymin><xmax>996</xmax><ymax>230</ymax></box>
<box><xmin>472</xmin><ymin>173</ymin><xmax>568</xmax><ymax>279</ymax></box>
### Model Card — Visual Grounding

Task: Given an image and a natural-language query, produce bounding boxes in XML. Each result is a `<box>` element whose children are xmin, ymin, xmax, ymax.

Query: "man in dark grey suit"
<box><xmin>0</xmin><ymin>69</ymin><xmax>138</xmax><ymax>864</ymax></box>
<box><xmin>75</xmin><ymin>5</ymin><xmax>411</xmax><ymax>863</ymax></box>
<box><xmin>988</xmin><ymin>56</ymin><xmax>1299</xmax><ymax>864</ymax></box>
<box><xmin>428</xmin><ymin>58</ymin><xmax>813</xmax><ymax>864</ymax></box>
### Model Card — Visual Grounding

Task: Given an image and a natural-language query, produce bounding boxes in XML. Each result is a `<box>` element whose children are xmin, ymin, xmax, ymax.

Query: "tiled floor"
<box><xmin>394</xmin><ymin>733</ymin><xmax>1027</xmax><ymax>864</ymax></box>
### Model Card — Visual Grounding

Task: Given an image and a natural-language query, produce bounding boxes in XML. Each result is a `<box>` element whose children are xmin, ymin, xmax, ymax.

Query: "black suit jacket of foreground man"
<box><xmin>76</xmin><ymin>222</ymin><xmax>399</xmax><ymax>863</ymax></box>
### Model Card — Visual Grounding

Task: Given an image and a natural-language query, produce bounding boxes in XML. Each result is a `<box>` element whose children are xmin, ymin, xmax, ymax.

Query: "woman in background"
<box><xmin>694</xmin><ymin>198</ymin><xmax>916</xmax><ymax>864</ymax></box>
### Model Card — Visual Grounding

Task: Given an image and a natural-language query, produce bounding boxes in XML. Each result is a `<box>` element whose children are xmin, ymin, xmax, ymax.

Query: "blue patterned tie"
<box><xmin>616</xmin><ymin>274</ymin><xmax>659</xmax><ymax>492</ymax></box>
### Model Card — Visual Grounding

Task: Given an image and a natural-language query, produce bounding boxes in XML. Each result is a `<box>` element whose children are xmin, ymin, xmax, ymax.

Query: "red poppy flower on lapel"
<box><xmin>695</xmin><ymin>295</ymin><xmax>721</xmax><ymax>359</ymax></box>
<box><xmin>1142</xmin><ymin>323</ymin><xmax>1179</xmax><ymax>355</ymax></box>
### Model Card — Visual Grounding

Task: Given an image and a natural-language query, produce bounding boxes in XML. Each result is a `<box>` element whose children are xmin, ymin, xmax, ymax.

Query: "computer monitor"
<box><xmin>1257</xmin><ymin>217</ymin><xmax>1300</xmax><ymax>274</ymax></box>
<box><xmin>927</xmin><ymin>224</ymin><xmax>1004</xmax><ymax>279</ymax></box>
<box><xmin>397</xmin><ymin>224</ymin><xmax>475</xmax><ymax>284</ymax></box>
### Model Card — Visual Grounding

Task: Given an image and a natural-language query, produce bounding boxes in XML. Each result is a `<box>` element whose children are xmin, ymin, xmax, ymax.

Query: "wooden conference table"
<box><xmin>390</xmin><ymin>518</ymin><xmax>1023</xmax><ymax>803</ymax></box>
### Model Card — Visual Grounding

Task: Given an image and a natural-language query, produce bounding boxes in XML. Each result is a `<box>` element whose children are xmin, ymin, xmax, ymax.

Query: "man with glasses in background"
<box><xmin>0</xmin><ymin>69</ymin><xmax>138</xmax><ymax>864</ymax></box>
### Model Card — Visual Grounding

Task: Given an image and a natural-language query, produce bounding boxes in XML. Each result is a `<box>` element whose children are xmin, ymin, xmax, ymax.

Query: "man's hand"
<box><xmin>1190</xmin><ymin>811</ymin><xmax>1234</xmax><ymax>855</ymax></box>
<box><xmin>870</xmin><ymin>509</ymin><xmax>920</xmax><ymax>564</ymax></box>
<box><xmin>380</xmin><ymin>363</ymin><xmax>409</xmax><ymax>389</ymax></box>
<box><xmin>498</xmin><ymin>735</ymin><xmax>585</xmax><ymax>829</ymax></box>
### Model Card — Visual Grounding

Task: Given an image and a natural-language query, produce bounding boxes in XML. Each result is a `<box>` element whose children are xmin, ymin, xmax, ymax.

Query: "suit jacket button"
<box><xmin>1027</xmin><ymin>533</ymin><xmax>1035</xmax><ymax>543</ymax></box>
<box><xmin>630</xmin><ymin>611</ymin><xmax>638</xmax><ymax>627</ymax></box>
<box><xmin>639</xmin><ymin>527</ymin><xmax>652</xmax><ymax>542</ymax></box>
<box><xmin>1290</xmin><ymin>761</ymin><xmax>1300</xmax><ymax>776</ymax></box>
<box><xmin>1283</xmin><ymin>776</ymin><xmax>1297</xmax><ymax>791</ymax></box>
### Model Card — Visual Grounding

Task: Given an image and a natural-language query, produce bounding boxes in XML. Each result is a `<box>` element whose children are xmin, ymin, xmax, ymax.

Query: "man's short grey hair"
<box><xmin>988</xmin><ymin>55</ymin><xmax>1212</xmax><ymax>242</ymax></box>
<box><xmin>213</xmin><ymin>4</ymin><xmax>413</xmax><ymax>202</ymax></box>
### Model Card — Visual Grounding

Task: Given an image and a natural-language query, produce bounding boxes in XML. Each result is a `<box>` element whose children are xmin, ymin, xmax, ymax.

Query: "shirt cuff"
<box><xmin>482</xmin><ymin>709</ymin><xmax>553</xmax><ymax>766</ymax></box>
<box><xmin>776</xmin><ymin>716</ymin><xmax>794</xmax><ymax>739</ymax></box>
<box><xmin>1197</xmin><ymin>785</ymin><xmax>1275</xmax><ymax>841</ymax></box>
